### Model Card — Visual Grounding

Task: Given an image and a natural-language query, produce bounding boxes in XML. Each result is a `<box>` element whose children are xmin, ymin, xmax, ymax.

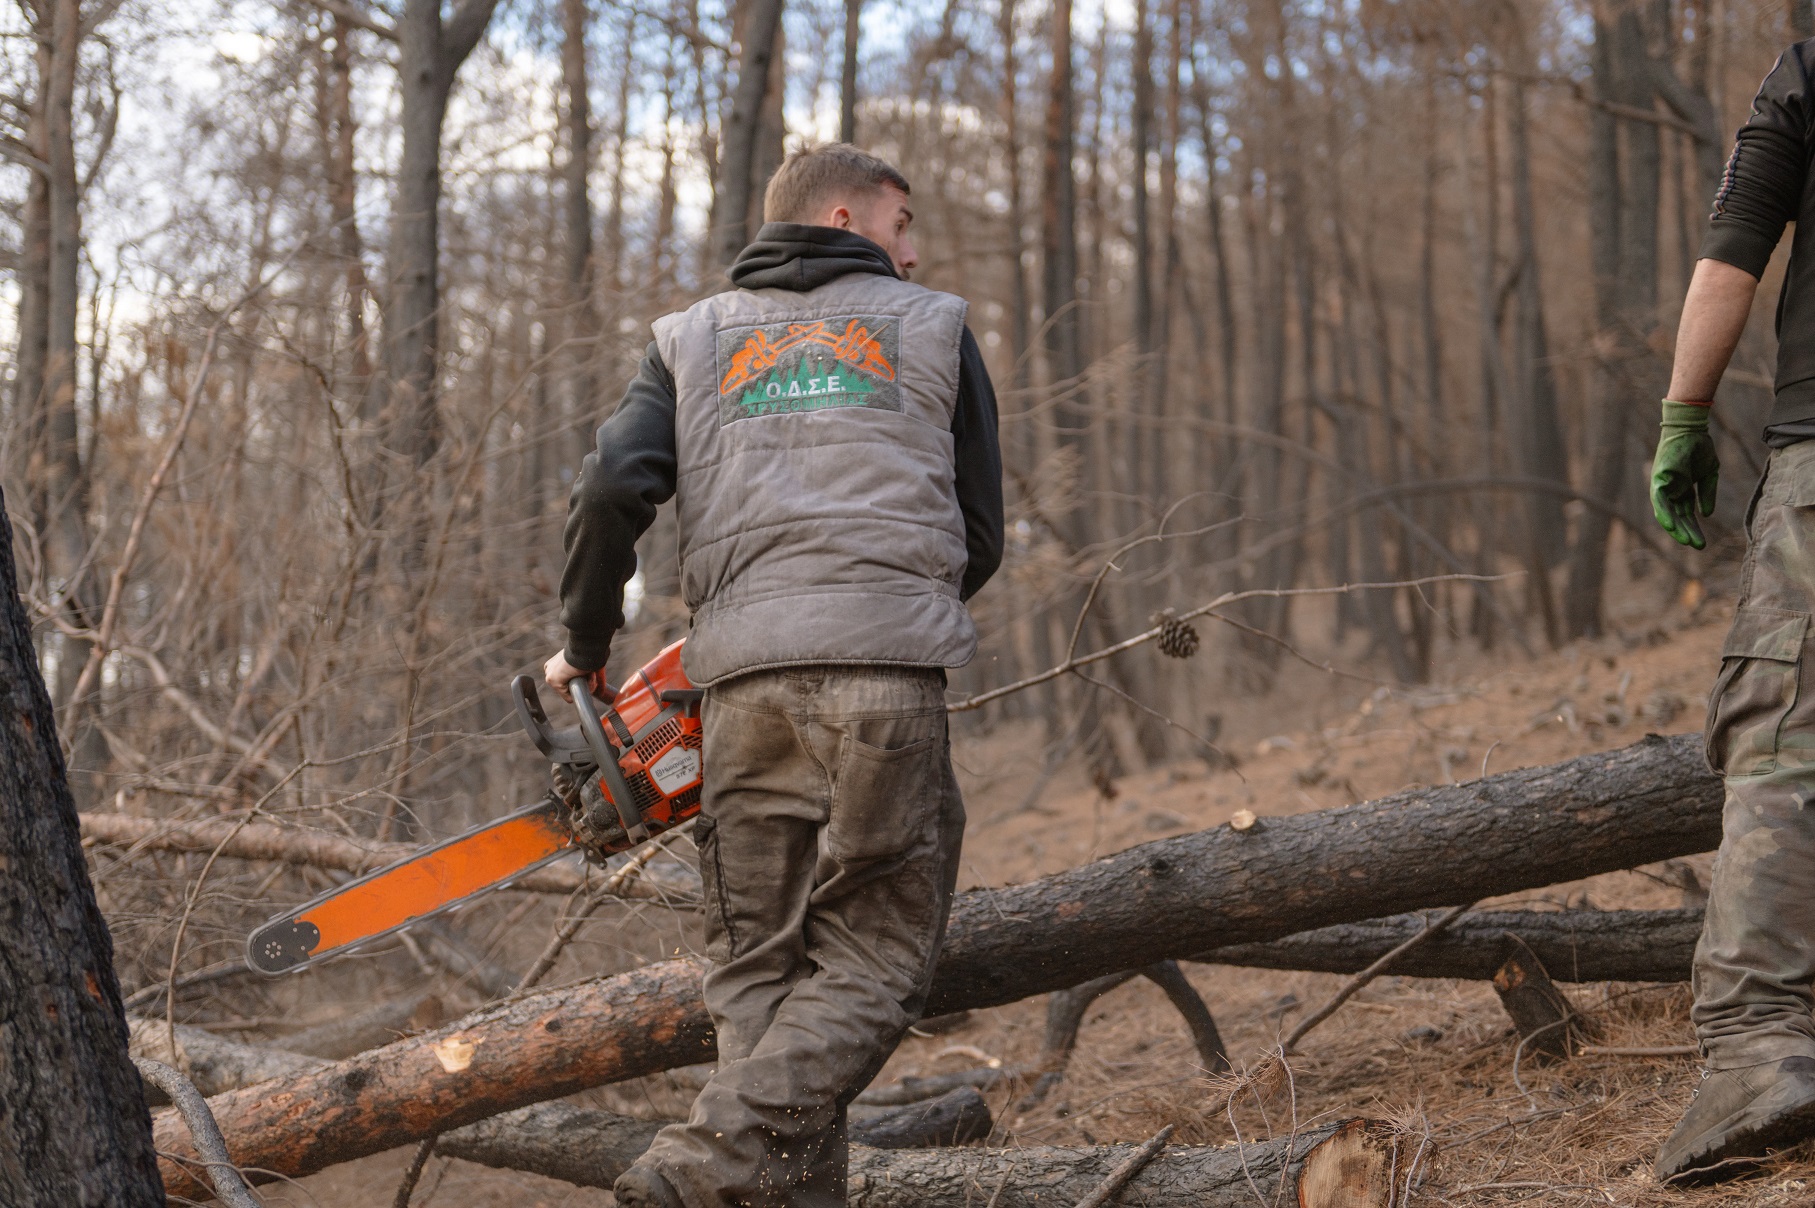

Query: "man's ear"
<box><xmin>825</xmin><ymin>204</ymin><xmax>854</xmax><ymax>229</ymax></box>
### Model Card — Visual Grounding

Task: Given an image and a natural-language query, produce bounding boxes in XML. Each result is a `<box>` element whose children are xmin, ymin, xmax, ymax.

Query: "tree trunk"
<box><xmin>1198</xmin><ymin>907</ymin><xmax>1702</xmax><ymax>982</ymax></box>
<box><xmin>1507</xmin><ymin>74</ymin><xmax>1569</xmax><ymax>573</ymax></box>
<box><xmin>385</xmin><ymin>0</ymin><xmax>502</xmax><ymax>465</ymax></box>
<box><xmin>446</xmin><ymin>1108</ymin><xmax>1401</xmax><ymax>1208</ymax></box>
<box><xmin>713</xmin><ymin>0</ymin><xmax>786</xmax><ymax>266</ymax></box>
<box><xmin>152</xmin><ymin>732</ymin><xmax>1721</xmax><ymax>1195</ymax></box>
<box><xmin>1566</xmin><ymin>3</ymin><xmax>1658</xmax><ymax>638</ymax></box>
<box><xmin>1040</xmin><ymin>0</ymin><xmax>1080</xmax><ymax>392</ymax></box>
<box><xmin>11</xmin><ymin>3</ymin><xmax>50</xmax><ymax>523</ymax></box>
<box><xmin>0</xmin><ymin>490</ymin><xmax>164</xmax><ymax>1206</ymax></box>
<box><xmin>560</xmin><ymin>0</ymin><xmax>600</xmax><ymax>465</ymax></box>
<box><xmin>841</xmin><ymin>0</ymin><xmax>861</xmax><ymax>143</ymax></box>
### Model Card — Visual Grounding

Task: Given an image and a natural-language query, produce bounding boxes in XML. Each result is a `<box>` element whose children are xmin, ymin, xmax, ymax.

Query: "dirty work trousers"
<box><xmin>1695</xmin><ymin>439</ymin><xmax>1815</xmax><ymax>1068</ymax></box>
<box><xmin>638</xmin><ymin>665</ymin><xmax>965</xmax><ymax>1207</ymax></box>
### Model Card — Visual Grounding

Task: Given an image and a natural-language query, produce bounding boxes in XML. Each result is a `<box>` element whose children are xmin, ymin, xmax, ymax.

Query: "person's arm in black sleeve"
<box><xmin>1701</xmin><ymin>43</ymin><xmax>1815</xmax><ymax>278</ymax></box>
<box><xmin>952</xmin><ymin>326</ymin><xmax>1004</xmax><ymax>601</ymax></box>
<box><xmin>558</xmin><ymin>342</ymin><xmax>678</xmax><ymax>671</ymax></box>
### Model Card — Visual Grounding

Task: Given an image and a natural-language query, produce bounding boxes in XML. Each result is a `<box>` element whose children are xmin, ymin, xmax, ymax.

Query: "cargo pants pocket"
<box><xmin>826</xmin><ymin>729</ymin><xmax>938</xmax><ymax>863</ymax></box>
<box><xmin>692</xmin><ymin>812</ymin><xmax>733</xmax><ymax>960</ymax></box>
<box><xmin>1706</xmin><ymin>606</ymin><xmax>1809</xmax><ymax>778</ymax></box>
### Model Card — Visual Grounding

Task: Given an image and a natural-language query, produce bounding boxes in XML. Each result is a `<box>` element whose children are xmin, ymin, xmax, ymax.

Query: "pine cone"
<box><xmin>1155</xmin><ymin>610</ymin><xmax>1200</xmax><ymax>660</ymax></box>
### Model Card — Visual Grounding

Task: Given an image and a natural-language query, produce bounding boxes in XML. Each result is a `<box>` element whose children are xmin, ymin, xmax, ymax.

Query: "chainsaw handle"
<box><xmin>572</xmin><ymin>681</ymin><xmax>651</xmax><ymax>844</ymax></box>
<box><xmin>511</xmin><ymin>675</ymin><xmax>594</xmax><ymax>765</ymax></box>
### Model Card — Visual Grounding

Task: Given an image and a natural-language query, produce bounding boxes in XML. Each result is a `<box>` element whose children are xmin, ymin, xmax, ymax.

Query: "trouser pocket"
<box><xmin>826</xmin><ymin>726</ymin><xmax>938</xmax><ymax>863</ymax></box>
<box><xmin>1706</xmin><ymin>606</ymin><xmax>1809</xmax><ymax>777</ymax></box>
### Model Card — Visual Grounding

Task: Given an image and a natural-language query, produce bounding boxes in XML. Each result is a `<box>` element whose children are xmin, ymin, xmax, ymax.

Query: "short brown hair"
<box><xmin>763</xmin><ymin>143</ymin><xmax>911</xmax><ymax>224</ymax></box>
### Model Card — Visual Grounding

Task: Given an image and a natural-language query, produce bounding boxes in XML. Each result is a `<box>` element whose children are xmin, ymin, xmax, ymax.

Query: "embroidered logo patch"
<box><xmin>715</xmin><ymin>316</ymin><xmax>901</xmax><ymax>423</ymax></box>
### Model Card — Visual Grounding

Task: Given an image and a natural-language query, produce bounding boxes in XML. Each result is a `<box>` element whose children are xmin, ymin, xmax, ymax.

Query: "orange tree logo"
<box><xmin>715</xmin><ymin>316</ymin><xmax>902</xmax><ymax>422</ymax></box>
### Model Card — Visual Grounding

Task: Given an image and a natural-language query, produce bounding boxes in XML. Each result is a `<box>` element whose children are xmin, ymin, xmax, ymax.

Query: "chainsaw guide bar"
<box><xmin>245</xmin><ymin>800</ymin><xmax>575</xmax><ymax>975</ymax></box>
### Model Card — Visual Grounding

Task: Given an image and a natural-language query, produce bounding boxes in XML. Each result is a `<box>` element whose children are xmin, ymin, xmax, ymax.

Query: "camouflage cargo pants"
<box><xmin>638</xmin><ymin>665</ymin><xmax>965</xmax><ymax>1207</ymax></box>
<box><xmin>1695</xmin><ymin>439</ymin><xmax>1815</xmax><ymax>1068</ymax></box>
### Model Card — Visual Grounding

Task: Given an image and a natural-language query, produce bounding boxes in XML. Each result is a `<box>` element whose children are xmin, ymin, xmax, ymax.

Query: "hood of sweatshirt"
<box><xmin>728</xmin><ymin>223</ymin><xmax>899</xmax><ymax>292</ymax></box>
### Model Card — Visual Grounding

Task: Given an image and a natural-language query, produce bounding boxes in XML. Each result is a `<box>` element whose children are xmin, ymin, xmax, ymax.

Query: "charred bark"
<box><xmin>446</xmin><ymin>1107</ymin><xmax>1401</xmax><ymax>1207</ymax></box>
<box><xmin>1198</xmin><ymin>907</ymin><xmax>1702</xmax><ymax>983</ymax></box>
<box><xmin>153</xmin><ymin>733</ymin><xmax>1719</xmax><ymax>1196</ymax></box>
<box><xmin>848</xmin><ymin>1087</ymin><xmax>992</xmax><ymax>1148</ymax></box>
<box><xmin>0</xmin><ymin>490</ymin><xmax>164</xmax><ymax>1205</ymax></box>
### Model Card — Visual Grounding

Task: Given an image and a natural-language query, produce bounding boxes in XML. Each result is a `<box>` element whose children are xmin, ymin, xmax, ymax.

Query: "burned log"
<box><xmin>438</xmin><ymin>1102</ymin><xmax>664</xmax><ymax>1189</ymax></box>
<box><xmin>1199</xmin><ymin>907</ymin><xmax>1703</xmax><ymax>982</ymax></box>
<box><xmin>154</xmin><ymin>733</ymin><xmax>1720</xmax><ymax>1198</ymax></box>
<box><xmin>280</xmin><ymin>994</ymin><xmax>448</xmax><ymax>1060</ymax></box>
<box><xmin>926</xmin><ymin>732</ymin><xmax>1718</xmax><ymax>1014</ymax></box>
<box><xmin>128</xmin><ymin>1018</ymin><xmax>324</xmax><ymax>1099</ymax></box>
<box><xmin>442</xmin><ymin>1103</ymin><xmax>1399</xmax><ymax>1207</ymax></box>
<box><xmin>849</xmin><ymin>1087</ymin><xmax>993</xmax><ymax>1149</ymax></box>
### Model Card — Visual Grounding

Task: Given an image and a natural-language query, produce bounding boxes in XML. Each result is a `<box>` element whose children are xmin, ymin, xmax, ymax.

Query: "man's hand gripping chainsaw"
<box><xmin>245</xmin><ymin>640</ymin><xmax>702</xmax><ymax>975</ymax></box>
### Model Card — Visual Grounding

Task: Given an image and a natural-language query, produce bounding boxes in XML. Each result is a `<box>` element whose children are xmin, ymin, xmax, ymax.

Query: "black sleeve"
<box><xmin>952</xmin><ymin>326</ymin><xmax>1005</xmax><ymax>601</ymax></box>
<box><xmin>1701</xmin><ymin>43</ymin><xmax>1815</xmax><ymax>278</ymax></box>
<box><xmin>558</xmin><ymin>342</ymin><xmax>678</xmax><ymax>672</ymax></box>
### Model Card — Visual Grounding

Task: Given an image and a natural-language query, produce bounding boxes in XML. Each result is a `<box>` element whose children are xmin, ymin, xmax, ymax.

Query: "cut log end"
<box><xmin>1294</xmin><ymin>1119</ymin><xmax>1405</xmax><ymax>1208</ymax></box>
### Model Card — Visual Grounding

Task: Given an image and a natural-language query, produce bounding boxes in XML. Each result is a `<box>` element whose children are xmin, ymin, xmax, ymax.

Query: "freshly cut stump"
<box><xmin>846</xmin><ymin>1118</ymin><xmax>1401</xmax><ymax>1207</ymax></box>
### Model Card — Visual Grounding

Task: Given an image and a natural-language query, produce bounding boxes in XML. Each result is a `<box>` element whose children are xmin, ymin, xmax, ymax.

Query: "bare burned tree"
<box><xmin>0</xmin><ymin>490</ymin><xmax>162</xmax><ymax>1206</ymax></box>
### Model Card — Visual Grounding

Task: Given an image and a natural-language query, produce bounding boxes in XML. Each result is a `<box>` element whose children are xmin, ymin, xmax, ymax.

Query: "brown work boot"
<box><xmin>1655</xmin><ymin>1057</ymin><xmax>1815</xmax><ymax>1184</ymax></box>
<box><xmin>613</xmin><ymin>1164</ymin><xmax>686</xmax><ymax>1208</ymax></box>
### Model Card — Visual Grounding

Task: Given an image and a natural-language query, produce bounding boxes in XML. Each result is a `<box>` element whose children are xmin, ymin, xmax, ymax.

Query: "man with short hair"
<box><xmin>545</xmin><ymin>143</ymin><xmax>1003</xmax><ymax>1207</ymax></box>
<box><xmin>1651</xmin><ymin>39</ymin><xmax>1815</xmax><ymax>1184</ymax></box>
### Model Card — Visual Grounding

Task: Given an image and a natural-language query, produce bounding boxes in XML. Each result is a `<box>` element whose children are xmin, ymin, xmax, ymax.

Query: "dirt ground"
<box><xmin>268</xmin><ymin>579</ymin><xmax>1815</xmax><ymax>1206</ymax></box>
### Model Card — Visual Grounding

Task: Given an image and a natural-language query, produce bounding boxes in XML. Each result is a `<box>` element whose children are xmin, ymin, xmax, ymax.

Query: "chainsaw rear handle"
<box><xmin>572</xmin><ymin>680</ymin><xmax>652</xmax><ymax>844</ymax></box>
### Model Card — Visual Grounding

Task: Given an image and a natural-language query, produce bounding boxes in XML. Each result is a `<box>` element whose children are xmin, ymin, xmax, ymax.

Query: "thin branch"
<box><xmin>299</xmin><ymin>0</ymin><xmax>398</xmax><ymax>41</ymax></box>
<box><xmin>1071</xmin><ymin>1124</ymin><xmax>1173</xmax><ymax>1208</ymax></box>
<box><xmin>0</xmin><ymin>132</ymin><xmax>47</xmax><ymax>174</ymax></box>
<box><xmin>443</xmin><ymin>0</ymin><xmax>502</xmax><ymax>69</ymax></box>
<box><xmin>1284</xmin><ymin>903</ymin><xmax>1475</xmax><ymax>1052</ymax></box>
<box><xmin>133</xmin><ymin>1058</ymin><xmax>264</xmax><ymax>1208</ymax></box>
<box><xmin>391</xmin><ymin>1135</ymin><xmax>437</xmax><ymax>1208</ymax></box>
<box><xmin>947</xmin><ymin>575</ymin><xmax>1498</xmax><ymax>713</ymax></box>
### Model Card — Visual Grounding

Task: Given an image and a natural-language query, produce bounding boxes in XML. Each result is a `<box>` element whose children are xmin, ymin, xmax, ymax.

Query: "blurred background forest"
<box><xmin>0</xmin><ymin>0</ymin><xmax>1804</xmax><ymax>997</ymax></box>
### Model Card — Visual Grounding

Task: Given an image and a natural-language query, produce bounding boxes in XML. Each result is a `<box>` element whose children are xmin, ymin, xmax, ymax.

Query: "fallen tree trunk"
<box><xmin>279</xmin><ymin>995</ymin><xmax>448</xmax><ymax>1060</ymax></box>
<box><xmin>925</xmin><ymin>731</ymin><xmax>1718</xmax><ymax>1014</ymax></box>
<box><xmin>155</xmin><ymin>732</ymin><xmax>1719</xmax><ymax>1198</ymax></box>
<box><xmin>443</xmin><ymin>1104</ymin><xmax>1399</xmax><ymax>1206</ymax></box>
<box><xmin>78</xmin><ymin>811</ymin><xmax>697</xmax><ymax>902</ymax></box>
<box><xmin>848</xmin><ymin>1087</ymin><xmax>992</xmax><ymax>1148</ymax></box>
<box><xmin>438</xmin><ymin>1101</ymin><xmax>663</xmax><ymax>1189</ymax></box>
<box><xmin>1198</xmin><ymin>907</ymin><xmax>1703</xmax><ymax>982</ymax></box>
<box><xmin>128</xmin><ymin>1019</ymin><xmax>323</xmax><ymax>1099</ymax></box>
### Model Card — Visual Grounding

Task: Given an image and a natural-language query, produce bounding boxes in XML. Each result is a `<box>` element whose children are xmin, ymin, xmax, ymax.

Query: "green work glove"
<box><xmin>1650</xmin><ymin>400</ymin><xmax>1720</xmax><ymax>550</ymax></box>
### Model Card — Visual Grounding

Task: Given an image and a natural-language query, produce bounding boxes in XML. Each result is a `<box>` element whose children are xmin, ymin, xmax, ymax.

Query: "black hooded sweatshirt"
<box><xmin>1702</xmin><ymin>39</ymin><xmax>1815</xmax><ymax>442</ymax></box>
<box><xmin>558</xmin><ymin>224</ymin><xmax>1006</xmax><ymax>673</ymax></box>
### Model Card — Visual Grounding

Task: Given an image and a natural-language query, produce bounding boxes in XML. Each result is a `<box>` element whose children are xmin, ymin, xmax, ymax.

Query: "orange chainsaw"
<box><xmin>246</xmin><ymin>640</ymin><xmax>703</xmax><ymax>975</ymax></box>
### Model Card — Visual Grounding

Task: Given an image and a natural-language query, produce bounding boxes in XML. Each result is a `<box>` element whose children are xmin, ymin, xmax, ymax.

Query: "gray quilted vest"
<box><xmin>651</xmin><ymin>272</ymin><xmax>977</xmax><ymax>685</ymax></box>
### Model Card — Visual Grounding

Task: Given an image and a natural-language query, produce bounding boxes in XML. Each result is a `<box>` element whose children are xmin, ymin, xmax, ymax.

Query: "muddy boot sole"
<box><xmin>1660</xmin><ymin>1082</ymin><xmax>1815</xmax><ymax>1185</ymax></box>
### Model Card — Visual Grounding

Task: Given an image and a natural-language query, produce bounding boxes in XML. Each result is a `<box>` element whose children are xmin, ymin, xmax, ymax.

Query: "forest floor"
<box><xmin>273</xmin><ymin>581</ymin><xmax>1815</xmax><ymax>1206</ymax></box>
